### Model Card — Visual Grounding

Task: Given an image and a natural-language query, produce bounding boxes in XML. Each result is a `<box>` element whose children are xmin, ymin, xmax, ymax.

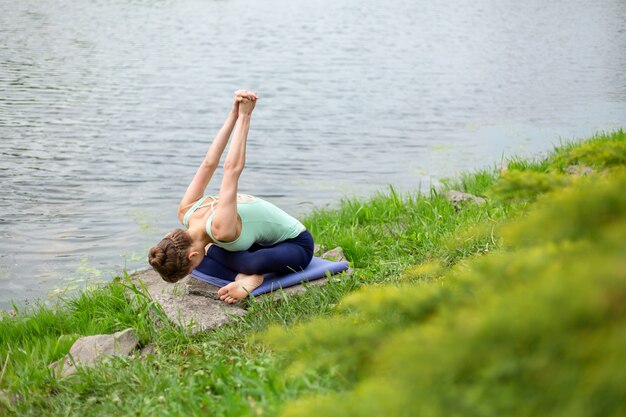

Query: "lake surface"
<box><xmin>1</xmin><ymin>0</ymin><xmax>625</xmax><ymax>308</ymax></box>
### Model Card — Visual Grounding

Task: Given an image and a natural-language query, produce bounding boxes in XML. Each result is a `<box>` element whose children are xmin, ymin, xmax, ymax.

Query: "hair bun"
<box><xmin>148</xmin><ymin>246</ymin><xmax>166</xmax><ymax>267</ymax></box>
<box><xmin>148</xmin><ymin>229</ymin><xmax>193</xmax><ymax>283</ymax></box>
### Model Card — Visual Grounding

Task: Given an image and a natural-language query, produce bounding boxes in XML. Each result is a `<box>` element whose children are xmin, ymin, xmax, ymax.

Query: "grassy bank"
<box><xmin>1</xmin><ymin>130</ymin><xmax>625</xmax><ymax>416</ymax></box>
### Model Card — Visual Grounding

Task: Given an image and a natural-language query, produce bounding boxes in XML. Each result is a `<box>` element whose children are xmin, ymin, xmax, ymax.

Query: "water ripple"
<box><xmin>1</xmin><ymin>0</ymin><xmax>625</xmax><ymax>307</ymax></box>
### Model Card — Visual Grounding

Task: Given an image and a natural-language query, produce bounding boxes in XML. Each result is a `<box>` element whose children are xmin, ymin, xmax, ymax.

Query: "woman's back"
<box><xmin>205</xmin><ymin>197</ymin><xmax>305</xmax><ymax>251</ymax></box>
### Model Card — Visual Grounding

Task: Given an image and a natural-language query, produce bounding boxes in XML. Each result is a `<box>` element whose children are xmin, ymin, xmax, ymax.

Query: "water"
<box><xmin>1</xmin><ymin>0</ymin><xmax>625</xmax><ymax>308</ymax></box>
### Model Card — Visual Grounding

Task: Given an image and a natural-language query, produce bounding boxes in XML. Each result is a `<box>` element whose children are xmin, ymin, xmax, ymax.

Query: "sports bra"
<box><xmin>182</xmin><ymin>194</ymin><xmax>306</xmax><ymax>252</ymax></box>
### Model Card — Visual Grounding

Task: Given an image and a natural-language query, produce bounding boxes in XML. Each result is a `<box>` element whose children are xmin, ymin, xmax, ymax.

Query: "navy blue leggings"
<box><xmin>201</xmin><ymin>230</ymin><xmax>314</xmax><ymax>282</ymax></box>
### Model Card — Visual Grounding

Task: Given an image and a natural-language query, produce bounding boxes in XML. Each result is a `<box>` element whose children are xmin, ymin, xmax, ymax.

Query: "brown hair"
<box><xmin>148</xmin><ymin>229</ymin><xmax>193</xmax><ymax>283</ymax></box>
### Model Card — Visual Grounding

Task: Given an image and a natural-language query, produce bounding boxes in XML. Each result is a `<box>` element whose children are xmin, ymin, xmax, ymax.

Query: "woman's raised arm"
<box><xmin>177</xmin><ymin>95</ymin><xmax>240</xmax><ymax>222</ymax></box>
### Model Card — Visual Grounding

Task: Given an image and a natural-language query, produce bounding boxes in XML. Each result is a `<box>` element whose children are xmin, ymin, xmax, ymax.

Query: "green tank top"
<box><xmin>182</xmin><ymin>195</ymin><xmax>306</xmax><ymax>252</ymax></box>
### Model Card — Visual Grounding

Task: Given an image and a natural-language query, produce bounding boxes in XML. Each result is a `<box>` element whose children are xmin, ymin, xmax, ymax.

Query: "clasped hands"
<box><xmin>234</xmin><ymin>89</ymin><xmax>258</xmax><ymax>116</ymax></box>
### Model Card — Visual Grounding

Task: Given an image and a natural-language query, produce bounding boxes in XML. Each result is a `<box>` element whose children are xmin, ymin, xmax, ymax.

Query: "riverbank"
<box><xmin>1</xmin><ymin>130</ymin><xmax>625</xmax><ymax>416</ymax></box>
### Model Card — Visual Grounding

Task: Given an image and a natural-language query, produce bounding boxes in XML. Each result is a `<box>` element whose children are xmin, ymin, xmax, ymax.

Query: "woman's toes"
<box><xmin>217</xmin><ymin>287</ymin><xmax>227</xmax><ymax>296</ymax></box>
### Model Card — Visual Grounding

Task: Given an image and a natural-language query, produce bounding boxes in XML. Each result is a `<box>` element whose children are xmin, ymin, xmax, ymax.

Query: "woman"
<box><xmin>148</xmin><ymin>90</ymin><xmax>314</xmax><ymax>304</ymax></box>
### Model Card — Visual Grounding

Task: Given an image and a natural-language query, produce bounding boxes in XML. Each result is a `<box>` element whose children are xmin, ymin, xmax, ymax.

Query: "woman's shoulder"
<box><xmin>236</xmin><ymin>193</ymin><xmax>257</xmax><ymax>203</ymax></box>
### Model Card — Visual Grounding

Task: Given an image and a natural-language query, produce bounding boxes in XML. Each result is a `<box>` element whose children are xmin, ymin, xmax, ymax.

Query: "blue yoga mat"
<box><xmin>190</xmin><ymin>256</ymin><xmax>349</xmax><ymax>296</ymax></box>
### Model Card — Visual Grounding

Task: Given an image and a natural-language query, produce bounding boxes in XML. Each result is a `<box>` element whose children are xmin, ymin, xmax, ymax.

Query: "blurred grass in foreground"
<box><xmin>265</xmin><ymin>130</ymin><xmax>626</xmax><ymax>417</ymax></box>
<box><xmin>0</xmin><ymin>130</ymin><xmax>624</xmax><ymax>416</ymax></box>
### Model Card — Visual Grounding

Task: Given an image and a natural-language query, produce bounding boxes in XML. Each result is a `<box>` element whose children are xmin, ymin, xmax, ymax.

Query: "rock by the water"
<box><xmin>0</xmin><ymin>389</ymin><xmax>8</xmax><ymax>405</ymax></box>
<box><xmin>447</xmin><ymin>190</ymin><xmax>486</xmax><ymax>210</ymax></box>
<box><xmin>186</xmin><ymin>277</ymin><xmax>220</xmax><ymax>299</ymax></box>
<box><xmin>49</xmin><ymin>328</ymin><xmax>139</xmax><ymax>378</ymax></box>
<box><xmin>1</xmin><ymin>309</ymin><xmax>16</xmax><ymax>318</ymax></box>
<box><xmin>0</xmin><ymin>389</ymin><xmax>23</xmax><ymax>407</ymax></box>
<box><xmin>139</xmin><ymin>343</ymin><xmax>156</xmax><ymax>359</ymax></box>
<box><xmin>313</xmin><ymin>243</ymin><xmax>326</xmax><ymax>257</ymax></box>
<box><xmin>132</xmin><ymin>269</ymin><xmax>247</xmax><ymax>334</ymax></box>
<box><xmin>564</xmin><ymin>165</ymin><xmax>595</xmax><ymax>176</ymax></box>
<box><xmin>321</xmin><ymin>247</ymin><xmax>347</xmax><ymax>262</ymax></box>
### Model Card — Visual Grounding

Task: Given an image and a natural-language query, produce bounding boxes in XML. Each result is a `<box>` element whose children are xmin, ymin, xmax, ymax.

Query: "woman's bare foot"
<box><xmin>217</xmin><ymin>273</ymin><xmax>264</xmax><ymax>304</ymax></box>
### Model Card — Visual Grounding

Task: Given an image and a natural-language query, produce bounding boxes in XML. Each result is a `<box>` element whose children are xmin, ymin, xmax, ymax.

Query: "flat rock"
<box><xmin>0</xmin><ymin>309</ymin><xmax>16</xmax><ymax>318</ymax></box>
<box><xmin>447</xmin><ymin>190</ymin><xmax>486</xmax><ymax>210</ymax></box>
<box><xmin>49</xmin><ymin>328</ymin><xmax>139</xmax><ymax>378</ymax></box>
<box><xmin>321</xmin><ymin>247</ymin><xmax>347</xmax><ymax>262</ymax></box>
<box><xmin>564</xmin><ymin>165</ymin><xmax>595</xmax><ymax>176</ymax></box>
<box><xmin>132</xmin><ymin>269</ymin><xmax>247</xmax><ymax>334</ymax></box>
<box><xmin>186</xmin><ymin>277</ymin><xmax>220</xmax><ymax>299</ymax></box>
<box><xmin>139</xmin><ymin>343</ymin><xmax>156</xmax><ymax>359</ymax></box>
<box><xmin>0</xmin><ymin>389</ymin><xmax>23</xmax><ymax>407</ymax></box>
<box><xmin>313</xmin><ymin>243</ymin><xmax>326</xmax><ymax>257</ymax></box>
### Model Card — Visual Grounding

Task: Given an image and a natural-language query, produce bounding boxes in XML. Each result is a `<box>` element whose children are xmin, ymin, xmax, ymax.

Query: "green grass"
<box><xmin>1</xmin><ymin>129</ymin><xmax>624</xmax><ymax>417</ymax></box>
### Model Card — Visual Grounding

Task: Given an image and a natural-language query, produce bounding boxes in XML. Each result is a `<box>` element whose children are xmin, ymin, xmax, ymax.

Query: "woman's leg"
<box><xmin>196</xmin><ymin>257</ymin><xmax>238</xmax><ymax>282</ymax></box>
<box><xmin>213</xmin><ymin>231</ymin><xmax>314</xmax><ymax>304</ymax></box>
<box><xmin>209</xmin><ymin>97</ymin><xmax>256</xmax><ymax>243</ymax></box>
<box><xmin>207</xmin><ymin>231</ymin><xmax>314</xmax><ymax>275</ymax></box>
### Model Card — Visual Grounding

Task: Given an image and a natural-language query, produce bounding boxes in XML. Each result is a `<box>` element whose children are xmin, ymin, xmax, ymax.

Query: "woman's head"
<box><xmin>148</xmin><ymin>228</ymin><xmax>193</xmax><ymax>283</ymax></box>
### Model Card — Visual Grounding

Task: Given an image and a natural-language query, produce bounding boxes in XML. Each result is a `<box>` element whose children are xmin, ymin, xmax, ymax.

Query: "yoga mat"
<box><xmin>190</xmin><ymin>256</ymin><xmax>349</xmax><ymax>296</ymax></box>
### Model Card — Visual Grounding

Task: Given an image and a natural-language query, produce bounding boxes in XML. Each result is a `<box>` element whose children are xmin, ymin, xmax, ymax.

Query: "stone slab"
<box><xmin>131</xmin><ymin>269</ymin><xmax>247</xmax><ymax>334</ymax></box>
<box><xmin>564</xmin><ymin>164</ymin><xmax>595</xmax><ymax>176</ymax></box>
<box><xmin>447</xmin><ymin>190</ymin><xmax>486</xmax><ymax>210</ymax></box>
<box><xmin>186</xmin><ymin>276</ymin><xmax>221</xmax><ymax>299</ymax></box>
<box><xmin>139</xmin><ymin>343</ymin><xmax>156</xmax><ymax>359</ymax></box>
<box><xmin>49</xmin><ymin>328</ymin><xmax>139</xmax><ymax>378</ymax></box>
<box><xmin>320</xmin><ymin>246</ymin><xmax>347</xmax><ymax>262</ymax></box>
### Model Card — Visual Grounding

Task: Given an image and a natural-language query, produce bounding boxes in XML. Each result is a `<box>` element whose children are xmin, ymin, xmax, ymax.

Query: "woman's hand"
<box><xmin>234</xmin><ymin>89</ymin><xmax>257</xmax><ymax>99</ymax></box>
<box><xmin>234</xmin><ymin>90</ymin><xmax>258</xmax><ymax>116</ymax></box>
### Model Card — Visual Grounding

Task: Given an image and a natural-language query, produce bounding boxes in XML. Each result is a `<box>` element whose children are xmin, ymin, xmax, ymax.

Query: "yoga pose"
<box><xmin>148</xmin><ymin>90</ymin><xmax>314</xmax><ymax>303</ymax></box>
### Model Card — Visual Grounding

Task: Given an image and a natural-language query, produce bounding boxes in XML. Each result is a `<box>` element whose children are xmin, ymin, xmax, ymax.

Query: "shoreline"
<box><xmin>1</xmin><ymin>129</ymin><xmax>624</xmax><ymax>416</ymax></box>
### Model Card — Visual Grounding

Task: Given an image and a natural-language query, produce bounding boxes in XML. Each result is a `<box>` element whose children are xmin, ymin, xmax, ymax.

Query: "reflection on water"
<box><xmin>1</xmin><ymin>0</ymin><xmax>625</xmax><ymax>307</ymax></box>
